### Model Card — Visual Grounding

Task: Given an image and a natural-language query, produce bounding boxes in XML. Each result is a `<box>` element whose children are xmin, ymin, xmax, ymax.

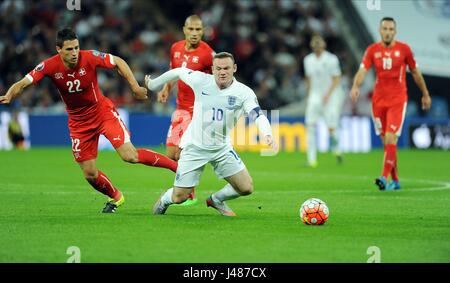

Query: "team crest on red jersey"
<box><xmin>54</xmin><ymin>72</ymin><xmax>64</xmax><ymax>79</ymax></box>
<box><xmin>192</xmin><ymin>56</ymin><xmax>199</xmax><ymax>63</ymax></box>
<box><xmin>79</xmin><ymin>68</ymin><xmax>86</xmax><ymax>76</ymax></box>
<box><xmin>174</xmin><ymin>52</ymin><xmax>180</xmax><ymax>58</ymax></box>
<box><xmin>374</xmin><ymin>52</ymin><xmax>382</xmax><ymax>58</ymax></box>
<box><xmin>394</xmin><ymin>51</ymin><xmax>400</xmax><ymax>57</ymax></box>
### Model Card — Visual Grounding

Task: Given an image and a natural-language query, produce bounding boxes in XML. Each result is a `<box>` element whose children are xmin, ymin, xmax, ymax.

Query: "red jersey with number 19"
<box><xmin>361</xmin><ymin>41</ymin><xmax>417</xmax><ymax>107</ymax></box>
<box><xmin>26</xmin><ymin>50</ymin><xmax>116</xmax><ymax>122</ymax></box>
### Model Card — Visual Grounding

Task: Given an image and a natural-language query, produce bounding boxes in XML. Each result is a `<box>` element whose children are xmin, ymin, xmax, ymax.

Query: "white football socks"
<box><xmin>330</xmin><ymin>129</ymin><xmax>341</xmax><ymax>155</ymax></box>
<box><xmin>161</xmin><ymin>187</ymin><xmax>174</xmax><ymax>206</ymax></box>
<box><xmin>307</xmin><ymin>124</ymin><xmax>317</xmax><ymax>164</ymax></box>
<box><xmin>212</xmin><ymin>184</ymin><xmax>240</xmax><ymax>203</ymax></box>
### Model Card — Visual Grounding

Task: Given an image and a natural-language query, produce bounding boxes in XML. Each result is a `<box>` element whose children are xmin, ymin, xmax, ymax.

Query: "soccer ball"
<box><xmin>300</xmin><ymin>198</ymin><xmax>329</xmax><ymax>225</ymax></box>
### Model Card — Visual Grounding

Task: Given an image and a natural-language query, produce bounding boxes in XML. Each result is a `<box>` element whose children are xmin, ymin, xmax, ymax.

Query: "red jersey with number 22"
<box><xmin>26</xmin><ymin>50</ymin><xmax>116</xmax><ymax>123</ymax></box>
<box><xmin>361</xmin><ymin>41</ymin><xmax>417</xmax><ymax>107</ymax></box>
<box><xmin>170</xmin><ymin>40</ymin><xmax>214</xmax><ymax>112</ymax></box>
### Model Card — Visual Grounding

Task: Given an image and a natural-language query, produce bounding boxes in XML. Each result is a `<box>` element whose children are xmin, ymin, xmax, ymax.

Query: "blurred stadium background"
<box><xmin>0</xmin><ymin>0</ymin><xmax>449</xmax><ymax>152</ymax></box>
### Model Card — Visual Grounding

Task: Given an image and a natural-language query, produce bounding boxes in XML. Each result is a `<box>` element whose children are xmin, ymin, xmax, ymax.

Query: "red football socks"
<box><xmin>89</xmin><ymin>170</ymin><xmax>121</xmax><ymax>200</ymax></box>
<box><xmin>391</xmin><ymin>159</ymin><xmax>399</xmax><ymax>182</ymax></box>
<box><xmin>137</xmin><ymin>149</ymin><xmax>178</xmax><ymax>172</ymax></box>
<box><xmin>382</xmin><ymin>144</ymin><xmax>397</xmax><ymax>179</ymax></box>
<box><xmin>188</xmin><ymin>188</ymin><xmax>196</xmax><ymax>200</ymax></box>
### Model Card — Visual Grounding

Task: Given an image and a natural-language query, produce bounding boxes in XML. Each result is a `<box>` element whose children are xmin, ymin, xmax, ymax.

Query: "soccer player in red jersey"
<box><xmin>0</xmin><ymin>28</ymin><xmax>177</xmax><ymax>212</ymax></box>
<box><xmin>156</xmin><ymin>15</ymin><xmax>215</xmax><ymax>205</ymax></box>
<box><xmin>350</xmin><ymin>17</ymin><xmax>432</xmax><ymax>191</ymax></box>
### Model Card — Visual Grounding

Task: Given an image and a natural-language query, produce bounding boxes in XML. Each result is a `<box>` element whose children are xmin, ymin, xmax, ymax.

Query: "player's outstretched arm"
<box><xmin>0</xmin><ymin>77</ymin><xmax>32</xmax><ymax>104</ymax></box>
<box><xmin>113</xmin><ymin>56</ymin><xmax>148</xmax><ymax>100</ymax></box>
<box><xmin>145</xmin><ymin>67</ymin><xmax>191</xmax><ymax>92</ymax></box>
<box><xmin>350</xmin><ymin>67</ymin><xmax>367</xmax><ymax>103</ymax></box>
<box><xmin>410</xmin><ymin>68</ymin><xmax>431</xmax><ymax>110</ymax></box>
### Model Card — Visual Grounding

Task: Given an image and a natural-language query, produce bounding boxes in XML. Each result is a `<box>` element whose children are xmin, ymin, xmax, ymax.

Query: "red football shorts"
<box><xmin>69</xmin><ymin>108</ymin><xmax>131</xmax><ymax>162</ymax></box>
<box><xmin>371</xmin><ymin>102</ymin><xmax>407</xmax><ymax>137</ymax></box>
<box><xmin>166</xmin><ymin>108</ymin><xmax>192</xmax><ymax>147</ymax></box>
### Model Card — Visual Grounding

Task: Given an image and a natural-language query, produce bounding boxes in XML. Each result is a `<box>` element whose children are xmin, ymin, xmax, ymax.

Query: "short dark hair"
<box><xmin>56</xmin><ymin>28</ymin><xmax>78</xmax><ymax>48</ymax></box>
<box><xmin>380</xmin><ymin>17</ymin><xmax>396</xmax><ymax>26</ymax></box>
<box><xmin>213</xmin><ymin>52</ymin><xmax>235</xmax><ymax>64</ymax></box>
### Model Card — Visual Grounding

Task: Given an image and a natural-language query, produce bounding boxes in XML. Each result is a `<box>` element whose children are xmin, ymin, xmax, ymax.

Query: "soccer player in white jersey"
<box><xmin>304</xmin><ymin>35</ymin><xmax>345</xmax><ymax>167</ymax></box>
<box><xmin>145</xmin><ymin>52</ymin><xmax>277</xmax><ymax>216</ymax></box>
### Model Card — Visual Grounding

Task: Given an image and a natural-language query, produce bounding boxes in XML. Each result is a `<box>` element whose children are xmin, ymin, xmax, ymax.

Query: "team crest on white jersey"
<box><xmin>226</xmin><ymin>96</ymin><xmax>238</xmax><ymax>110</ymax></box>
<box><xmin>54</xmin><ymin>73</ymin><xmax>64</xmax><ymax>79</ymax></box>
<box><xmin>174</xmin><ymin>52</ymin><xmax>180</xmax><ymax>58</ymax></box>
<box><xmin>192</xmin><ymin>56</ymin><xmax>199</xmax><ymax>63</ymax></box>
<box><xmin>79</xmin><ymin>68</ymin><xmax>86</xmax><ymax>76</ymax></box>
<box><xmin>228</xmin><ymin>96</ymin><xmax>236</xmax><ymax>106</ymax></box>
<box><xmin>394</xmin><ymin>51</ymin><xmax>400</xmax><ymax>57</ymax></box>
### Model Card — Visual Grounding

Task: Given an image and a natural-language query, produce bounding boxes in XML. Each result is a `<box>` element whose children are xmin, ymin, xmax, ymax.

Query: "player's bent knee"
<box><xmin>384</xmin><ymin>133</ymin><xmax>398</xmax><ymax>145</ymax></box>
<box><xmin>83</xmin><ymin>169</ymin><xmax>98</xmax><ymax>183</ymax></box>
<box><xmin>120</xmin><ymin>151</ymin><xmax>139</xmax><ymax>163</ymax></box>
<box><xmin>238</xmin><ymin>182</ymin><xmax>254</xmax><ymax>196</ymax></box>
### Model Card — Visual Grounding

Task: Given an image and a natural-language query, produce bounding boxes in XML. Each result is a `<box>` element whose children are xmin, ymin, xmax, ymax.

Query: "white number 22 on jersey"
<box><xmin>382</xmin><ymin>57</ymin><xmax>392</xmax><ymax>70</ymax></box>
<box><xmin>67</xmin><ymin>80</ymin><xmax>82</xmax><ymax>93</ymax></box>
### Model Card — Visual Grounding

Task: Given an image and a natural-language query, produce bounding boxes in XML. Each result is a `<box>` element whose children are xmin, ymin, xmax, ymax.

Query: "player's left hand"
<box><xmin>265</xmin><ymin>135</ymin><xmax>278</xmax><ymax>151</ymax></box>
<box><xmin>132</xmin><ymin>85</ymin><xmax>148</xmax><ymax>100</ymax></box>
<box><xmin>421</xmin><ymin>94</ymin><xmax>431</xmax><ymax>111</ymax></box>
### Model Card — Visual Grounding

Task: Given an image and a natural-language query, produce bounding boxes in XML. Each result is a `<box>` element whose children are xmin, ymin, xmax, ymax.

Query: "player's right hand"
<box><xmin>132</xmin><ymin>86</ymin><xmax>148</xmax><ymax>100</ymax></box>
<box><xmin>350</xmin><ymin>87</ymin><xmax>360</xmax><ymax>103</ymax></box>
<box><xmin>0</xmin><ymin>95</ymin><xmax>12</xmax><ymax>104</ymax></box>
<box><xmin>421</xmin><ymin>94</ymin><xmax>432</xmax><ymax>111</ymax></box>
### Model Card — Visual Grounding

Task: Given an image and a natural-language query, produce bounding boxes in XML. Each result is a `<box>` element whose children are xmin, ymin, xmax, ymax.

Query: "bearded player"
<box><xmin>350</xmin><ymin>17</ymin><xmax>431</xmax><ymax>191</ymax></box>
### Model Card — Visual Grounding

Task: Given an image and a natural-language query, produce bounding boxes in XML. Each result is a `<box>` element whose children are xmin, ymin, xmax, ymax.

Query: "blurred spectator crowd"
<box><xmin>0</xmin><ymin>0</ymin><xmax>369</xmax><ymax>116</ymax></box>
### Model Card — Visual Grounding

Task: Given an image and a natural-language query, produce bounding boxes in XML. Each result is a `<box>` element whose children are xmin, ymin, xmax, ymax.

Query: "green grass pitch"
<box><xmin>0</xmin><ymin>148</ymin><xmax>449</xmax><ymax>263</ymax></box>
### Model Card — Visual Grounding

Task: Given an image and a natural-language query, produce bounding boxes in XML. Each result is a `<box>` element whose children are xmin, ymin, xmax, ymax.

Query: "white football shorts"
<box><xmin>174</xmin><ymin>144</ymin><xmax>246</xmax><ymax>188</ymax></box>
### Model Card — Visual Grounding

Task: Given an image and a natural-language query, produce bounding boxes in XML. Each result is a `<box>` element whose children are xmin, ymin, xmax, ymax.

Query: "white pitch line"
<box><xmin>1</xmin><ymin>175</ymin><xmax>449</xmax><ymax>194</ymax></box>
<box><xmin>253</xmin><ymin>171</ymin><xmax>450</xmax><ymax>192</ymax></box>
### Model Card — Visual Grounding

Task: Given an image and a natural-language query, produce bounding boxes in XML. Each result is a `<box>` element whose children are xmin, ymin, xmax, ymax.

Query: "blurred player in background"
<box><xmin>0</xmin><ymin>28</ymin><xmax>178</xmax><ymax>213</ymax></box>
<box><xmin>8</xmin><ymin>110</ymin><xmax>25</xmax><ymax>149</ymax></box>
<box><xmin>146</xmin><ymin>52</ymin><xmax>277</xmax><ymax>217</ymax></box>
<box><xmin>157</xmin><ymin>15</ymin><xmax>215</xmax><ymax>206</ymax></box>
<box><xmin>350</xmin><ymin>17</ymin><xmax>431</xmax><ymax>191</ymax></box>
<box><xmin>304</xmin><ymin>35</ymin><xmax>345</xmax><ymax>167</ymax></box>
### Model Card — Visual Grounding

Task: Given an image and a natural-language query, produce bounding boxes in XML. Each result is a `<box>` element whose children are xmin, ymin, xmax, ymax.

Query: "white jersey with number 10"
<box><xmin>178</xmin><ymin>70</ymin><xmax>259</xmax><ymax>150</ymax></box>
